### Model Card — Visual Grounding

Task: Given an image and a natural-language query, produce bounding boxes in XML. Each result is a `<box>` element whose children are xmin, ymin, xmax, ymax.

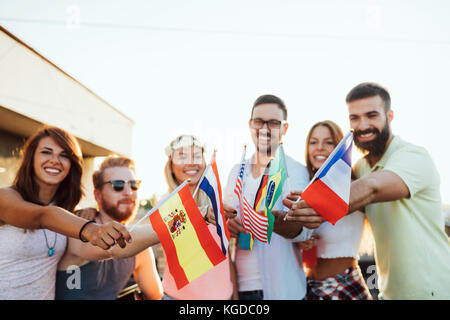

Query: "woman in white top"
<box><xmin>0</xmin><ymin>126</ymin><xmax>131</xmax><ymax>299</ymax></box>
<box><xmin>299</xmin><ymin>120</ymin><xmax>373</xmax><ymax>300</ymax></box>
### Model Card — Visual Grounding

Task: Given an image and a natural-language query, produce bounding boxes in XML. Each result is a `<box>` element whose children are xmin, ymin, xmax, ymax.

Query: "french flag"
<box><xmin>301</xmin><ymin>132</ymin><xmax>353</xmax><ymax>225</ymax></box>
<box><xmin>199</xmin><ymin>153</ymin><xmax>230</xmax><ymax>255</ymax></box>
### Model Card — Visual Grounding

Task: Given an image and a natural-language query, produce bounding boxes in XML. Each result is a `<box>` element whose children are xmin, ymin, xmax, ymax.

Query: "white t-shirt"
<box><xmin>230</xmin><ymin>172</ymin><xmax>264</xmax><ymax>292</ymax></box>
<box><xmin>224</xmin><ymin>154</ymin><xmax>311</xmax><ymax>299</ymax></box>
<box><xmin>0</xmin><ymin>224</ymin><xmax>67</xmax><ymax>300</ymax></box>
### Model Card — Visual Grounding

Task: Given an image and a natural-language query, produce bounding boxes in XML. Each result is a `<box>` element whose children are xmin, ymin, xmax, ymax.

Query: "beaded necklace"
<box><xmin>43</xmin><ymin>229</ymin><xmax>57</xmax><ymax>257</ymax></box>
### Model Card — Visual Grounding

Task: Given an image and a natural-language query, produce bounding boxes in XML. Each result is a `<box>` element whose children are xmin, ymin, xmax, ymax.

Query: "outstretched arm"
<box><xmin>348</xmin><ymin>170</ymin><xmax>409</xmax><ymax>213</ymax></box>
<box><xmin>66</xmin><ymin>223</ymin><xmax>159</xmax><ymax>261</ymax></box>
<box><xmin>284</xmin><ymin>170</ymin><xmax>410</xmax><ymax>224</ymax></box>
<box><xmin>0</xmin><ymin>188</ymin><xmax>131</xmax><ymax>249</ymax></box>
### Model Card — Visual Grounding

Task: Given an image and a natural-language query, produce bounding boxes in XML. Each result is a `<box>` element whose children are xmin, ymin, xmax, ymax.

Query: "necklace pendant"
<box><xmin>48</xmin><ymin>248</ymin><xmax>55</xmax><ymax>257</ymax></box>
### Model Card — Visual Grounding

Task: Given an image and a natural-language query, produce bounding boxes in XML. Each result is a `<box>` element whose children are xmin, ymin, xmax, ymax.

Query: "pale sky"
<box><xmin>1</xmin><ymin>0</ymin><xmax>449</xmax><ymax>204</ymax></box>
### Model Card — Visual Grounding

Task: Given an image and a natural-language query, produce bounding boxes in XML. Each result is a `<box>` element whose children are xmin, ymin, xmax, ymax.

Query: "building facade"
<box><xmin>0</xmin><ymin>26</ymin><xmax>134</xmax><ymax>207</ymax></box>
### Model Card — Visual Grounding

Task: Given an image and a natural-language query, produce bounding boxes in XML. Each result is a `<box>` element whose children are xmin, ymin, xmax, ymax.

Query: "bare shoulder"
<box><xmin>0</xmin><ymin>187</ymin><xmax>21</xmax><ymax>198</ymax></box>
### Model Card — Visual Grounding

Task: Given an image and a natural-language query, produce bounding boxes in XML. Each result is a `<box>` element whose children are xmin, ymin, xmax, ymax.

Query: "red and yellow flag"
<box><xmin>149</xmin><ymin>181</ymin><xmax>226</xmax><ymax>289</ymax></box>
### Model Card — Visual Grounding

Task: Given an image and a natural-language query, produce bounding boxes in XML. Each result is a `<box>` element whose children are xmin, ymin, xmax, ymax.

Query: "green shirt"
<box><xmin>355</xmin><ymin>136</ymin><xmax>450</xmax><ymax>299</ymax></box>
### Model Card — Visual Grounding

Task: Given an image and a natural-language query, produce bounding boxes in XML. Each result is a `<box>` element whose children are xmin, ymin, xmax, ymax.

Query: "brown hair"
<box><xmin>345</xmin><ymin>82</ymin><xmax>391</xmax><ymax>112</ymax></box>
<box><xmin>92</xmin><ymin>156</ymin><xmax>136</xmax><ymax>190</ymax></box>
<box><xmin>304</xmin><ymin>120</ymin><xmax>375</xmax><ymax>256</ymax></box>
<box><xmin>251</xmin><ymin>94</ymin><xmax>287</xmax><ymax>120</ymax></box>
<box><xmin>13</xmin><ymin>126</ymin><xmax>84</xmax><ymax>211</ymax></box>
<box><xmin>305</xmin><ymin>120</ymin><xmax>344</xmax><ymax>179</ymax></box>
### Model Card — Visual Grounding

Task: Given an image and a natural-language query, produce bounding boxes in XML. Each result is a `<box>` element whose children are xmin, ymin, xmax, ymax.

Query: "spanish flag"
<box><xmin>149</xmin><ymin>181</ymin><xmax>226</xmax><ymax>289</ymax></box>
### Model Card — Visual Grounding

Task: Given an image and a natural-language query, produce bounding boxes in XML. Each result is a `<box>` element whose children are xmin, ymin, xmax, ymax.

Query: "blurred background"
<box><xmin>1</xmin><ymin>0</ymin><xmax>450</xmax><ymax>299</ymax></box>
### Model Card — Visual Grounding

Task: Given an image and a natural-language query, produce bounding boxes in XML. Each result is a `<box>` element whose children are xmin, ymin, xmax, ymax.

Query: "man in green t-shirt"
<box><xmin>284</xmin><ymin>82</ymin><xmax>450</xmax><ymax>299</ymax></box>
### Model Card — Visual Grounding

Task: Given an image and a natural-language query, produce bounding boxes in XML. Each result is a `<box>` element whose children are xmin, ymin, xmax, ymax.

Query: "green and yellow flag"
<box><xmin>264</xmin><ymin>144</ymin><xmax>288</xmax><ymax>243</ymax></box>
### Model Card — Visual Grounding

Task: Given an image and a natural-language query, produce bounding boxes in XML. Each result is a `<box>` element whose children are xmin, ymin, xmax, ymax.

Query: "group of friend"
<box><xmin>0</xmin><ymin>82</ymin><xmax>449</xmax><ymax>300</ymax></box>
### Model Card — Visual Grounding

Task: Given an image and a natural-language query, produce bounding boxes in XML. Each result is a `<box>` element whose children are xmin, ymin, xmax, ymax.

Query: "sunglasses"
<box><xmin>102</xmin><ymin>180</ymin><xmax>141</xmax><ymax>192</ymax></box>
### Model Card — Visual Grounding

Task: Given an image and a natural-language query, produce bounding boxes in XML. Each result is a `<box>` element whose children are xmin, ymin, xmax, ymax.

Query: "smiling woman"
<box><xmin>0</xmin><ymin>126</ymin><xmax>132</xmax><ymax>300</ymax></box>
<box><xmin>160</xmin><ymin>134</ymin><xmax>236</xmax><ymax>300</ymax></box>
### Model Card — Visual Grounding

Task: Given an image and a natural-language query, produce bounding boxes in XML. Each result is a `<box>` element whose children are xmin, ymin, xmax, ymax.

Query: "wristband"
<box><xmin>78</xmin><ymin>219</ymin><xmax>96</xmax><ymax>242</ymax></box>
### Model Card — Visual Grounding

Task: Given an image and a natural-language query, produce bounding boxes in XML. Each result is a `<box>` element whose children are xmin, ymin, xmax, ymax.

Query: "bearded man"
<box><xmin>284</xmin><ymin>82</ymin><xmax>450</xmax><ymax>300</ymax></box>
<box><xmin>55</xmin><ymin>156</ymin><xmax>162</xmax><ymax>300</ymax></box>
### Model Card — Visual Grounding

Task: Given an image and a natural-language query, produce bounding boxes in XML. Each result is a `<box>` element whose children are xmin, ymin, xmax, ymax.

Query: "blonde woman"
<box><xmin>161</xmin><ymin>134</ymin><xmax>236</xmax><ymax>300</ymax></box>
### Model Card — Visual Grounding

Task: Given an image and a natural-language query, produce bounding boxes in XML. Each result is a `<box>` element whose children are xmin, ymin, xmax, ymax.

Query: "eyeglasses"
<box><xmin>102</xmin><ymin>180</ymin><xmax>141</xmax><ymax>192</ymax></box>
<box><xmin>250</xmin><ymin>118</ymin><xmax>286</xmax><ymax>129</ymax></box>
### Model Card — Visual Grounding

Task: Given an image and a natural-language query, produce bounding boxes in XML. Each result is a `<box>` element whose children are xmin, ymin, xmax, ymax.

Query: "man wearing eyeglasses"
<box><xmin>223</xmin><ymin>94</ymin><xmax>311</xmax><ymax>300</ymax></box>
<box><xmin>54</xmin><ymin>156</ymin><xmax>163</xmax><ymax>300</ymax></box>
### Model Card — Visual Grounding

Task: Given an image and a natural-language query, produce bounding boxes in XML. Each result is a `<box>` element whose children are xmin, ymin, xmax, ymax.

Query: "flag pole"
<box><xmin>234</xmin><ymin>144</ymin><xmax>247</xmax><ymax>219</ymax></box>
<box><xmin>129</xmin><ymin>180</ymin><xmax>189</xmax><ymax>232</ymax></box>
<box><xmin>236</xmin><ymin>145</ymin><xmax>247</xmax><ymax>202</ymax></box>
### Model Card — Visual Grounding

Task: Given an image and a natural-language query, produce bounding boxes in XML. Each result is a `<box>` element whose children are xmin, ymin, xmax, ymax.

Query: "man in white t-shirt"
<box><xmin>223</xmin><ymin>94</ymin><xmax>311</xmax><ymax>300</ymax></box>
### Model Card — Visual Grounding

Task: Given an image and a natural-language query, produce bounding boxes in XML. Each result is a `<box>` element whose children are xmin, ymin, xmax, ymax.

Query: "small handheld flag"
<box><xmin>253</xmin><ymin>163</ymin><xmax>270</xmax><ymax>212</ymax></box>
<box><xmin>233</xmin><ymin>146</ymin><xmax>269</xmax><ymax>247</ymax></box>
<box><xmin>264</xmin><ymin>143</ymin><xmax>288</xmax><ymax>242</ymax></box>
<box><xmin>149</xmin><ymin>181</ymin><xmax>226</xmax><ymax>289</ymax></box>
<box><xmin>301</xmin><ymin>132</ymin><xmax>353</xmax><ymax>225</ymax></box>
<box><xmin>198</xmin><ymin>151</ymin><xmax>231</xmax><ymax>255</ymax></box>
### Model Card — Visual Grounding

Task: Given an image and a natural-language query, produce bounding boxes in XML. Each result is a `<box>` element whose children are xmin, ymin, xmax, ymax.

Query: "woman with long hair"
<box><xmin>298</xmin><ymin>120</ymin><xmax>373</xmax><ymax>300</ymax></box>
<box><xmin>160</xmin><ymin>134</ymin><xmax>236</xmax><ymax>300</ymax></box>
<box><xmin>0</xmin><ymin>126</ymin><xmax>131</xmax><ymax>299</ymax></box>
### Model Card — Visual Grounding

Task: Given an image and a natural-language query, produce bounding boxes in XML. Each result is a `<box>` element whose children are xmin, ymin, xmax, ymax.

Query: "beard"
<box><xmin>354</xmin><ymin>121</ymin><xmax>390</xmax><ymax>158</ymax></box>
<box><xmin>101</xmin><ymin>198</ymin><xmax>137</xmax><ymax>224</ymax></box>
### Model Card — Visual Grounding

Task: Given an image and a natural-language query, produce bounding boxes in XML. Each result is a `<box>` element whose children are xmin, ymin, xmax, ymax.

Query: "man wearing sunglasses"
<box><xmin>223</xmin><ymin>94</ymin><xmax>312</xmax><ymax>300</ymax></box>
<box><xmin>55</xmin><ymin>156</ymin><xmax>163</xmax><ymax>300</ymax></box>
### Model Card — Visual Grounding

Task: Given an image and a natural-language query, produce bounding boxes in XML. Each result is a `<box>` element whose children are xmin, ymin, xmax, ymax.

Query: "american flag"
<box><xmin>233</xmin><ymin>146</ymin><xmax>269</xmax><ymax>243</ymax></box>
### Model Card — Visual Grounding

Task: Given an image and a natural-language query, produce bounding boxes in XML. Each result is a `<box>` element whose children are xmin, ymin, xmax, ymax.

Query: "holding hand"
<box><xmin>80</xmin><ymin>221</ymin><xmax>132</xmax><ymax>250</ymax></box>
<box><xmin>297</xmin><ymin>235</ymin><xmax>320</xmax><ymax>251</ymax></box>
<box><xmin>204</xmin><ymin>206</ymin><xmax>216</xmax><ymax>225</ymax></box>
<box><xmin>282</xmin><ymin>190</ymin><xmax>325</xmax><ymax>229</ymax></box>
<box><xmin>224</xmin><ymin>203</ymin><xmax>247</xmax><ymax>239</ymax></box>
<box><xmin>223</xmin><ymin>203</ymin><xmax>237</xmax><ymax>220</ymax></box>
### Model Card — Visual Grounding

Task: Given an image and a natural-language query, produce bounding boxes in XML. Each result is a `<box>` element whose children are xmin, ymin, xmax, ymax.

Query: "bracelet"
<box><xmin>78</xmin><ymin>219</ymin><xmax>96</xmax><ymax>242</ymax></box>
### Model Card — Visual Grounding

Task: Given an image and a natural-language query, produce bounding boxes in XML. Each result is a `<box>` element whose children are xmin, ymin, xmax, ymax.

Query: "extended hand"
<box><xmin>223</xmin><ymin>203</ymin><xmax>237</xmax><ymax>220</ymax></box>
<box><xmin>227</xmin><ymin>216</ymin><xmax>247</xmax><ymax>238</ymax></box>
<box><xmin>282</xmin><ymin>191</ymin><xmax>325</xmax><ymax>229</ymax></box>
<box><xmin>297</xmin><ymin>235</ymin><xmax>320</xmax><ymax>251</ymax></box>
<box><xmin>205</xmin><ymin>206</ymin><xmax>216</xmax><ymax>225</ymax></box>
<box><xmin>81</xmin><ymin>221</ymin><xmax>132</xmax><ymax>249</ymax></box>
